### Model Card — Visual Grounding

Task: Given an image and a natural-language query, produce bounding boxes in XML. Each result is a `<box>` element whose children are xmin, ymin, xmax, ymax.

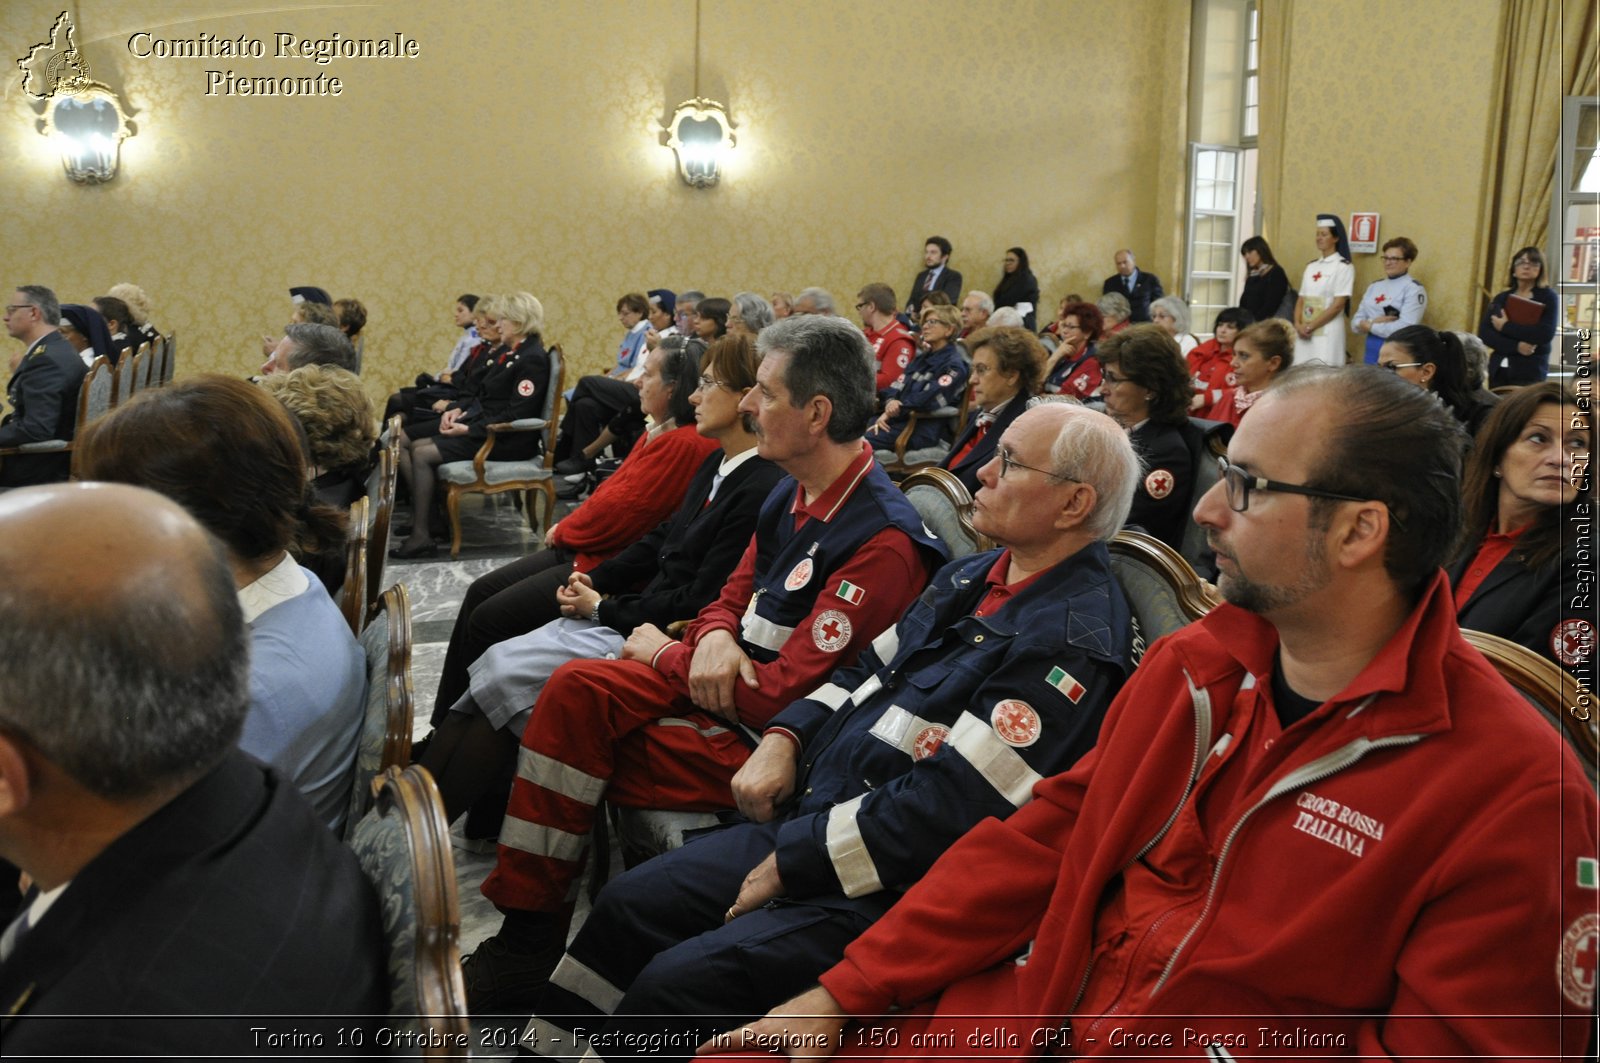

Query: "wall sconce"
<box><xmin>663</xmin><ymin>98</ymin><xmax>735</xmax><ymax>188</ymax></box>
<box><xmin>37</xmin><ymin>81</ymin><xmax>134</xmax><ymax>184</ymax></box>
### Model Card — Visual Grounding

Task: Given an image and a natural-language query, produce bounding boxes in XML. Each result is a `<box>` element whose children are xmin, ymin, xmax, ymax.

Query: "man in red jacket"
<box><xmin>709</xmin><ymin>365</ymin><xmax>1599</xmax><ymax>1061</ymax></box>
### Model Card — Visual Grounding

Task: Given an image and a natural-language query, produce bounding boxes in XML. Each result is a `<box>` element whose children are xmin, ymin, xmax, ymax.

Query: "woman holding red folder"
<box><xmin>1478</xmin><ymin>246</ymin><xmax>1559</xmax><ymax>386</ymax></box>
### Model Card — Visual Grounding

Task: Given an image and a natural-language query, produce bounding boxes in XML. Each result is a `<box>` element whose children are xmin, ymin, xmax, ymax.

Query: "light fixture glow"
<box><xmin>37</xmin><ymin>80</ymin><xmax>134</xmax><ymax>184</ymax></box>
<box><xmin>663</xmin><ymin>98</ymin><xmax>736</xmax><ymax>188</ymax></box>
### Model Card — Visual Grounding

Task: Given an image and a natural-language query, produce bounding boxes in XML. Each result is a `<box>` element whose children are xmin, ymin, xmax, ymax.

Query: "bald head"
<box><xmin>0</xmin><ymin>484</ymin><xmax>249</xmax><ymax>799</ymax></box>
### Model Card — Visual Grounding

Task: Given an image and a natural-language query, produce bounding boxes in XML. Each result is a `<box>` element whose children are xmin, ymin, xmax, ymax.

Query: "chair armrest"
<box><xmin>0</xmin><ymin>439</ymin><xmax>70</xmax><ymax>456</ymax></box>
<box><xmin>472</xmin><ymin>421</ymin><xmax>546</xmax><ymax>476</ymax></box>
<box><xmin>487</xmin><ymin>418</ymin><xmax>548</xmax><ymax>433</ymax></box>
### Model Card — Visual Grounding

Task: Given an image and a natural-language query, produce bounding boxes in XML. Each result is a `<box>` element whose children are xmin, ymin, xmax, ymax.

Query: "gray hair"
<box><xmin>283</xmin><ymin>322</ymin><xmax>359</xmax><ymax>373</ymax></box>
<box><xmin>0</xmin><ymin>526</ymin><xmax>249</xmax><ymax>798</ymax></box>
<box><xmin>756</xmin><ymin>315</ymin><xmax>876</xmax><ymax>443</ymax></box>
<box><xmin>794</xmin><ymin>287</ymin><xmax>837</xmax><ymax>315</ymax></box>
<box><xmin>965</xmin><ymin>291</ymin><xmax>995</xmax><ymax>314</ymax></box>
<box><xmin>1043</xmin><ymin>405</ymin><xmax>1139</xmax><ymax>540</ymax></box>
<box><xmin>988</xmin><ymin>306</ymin><xmax>1025</xmax><ymax>328</ymax></box>
<box><xmin>732</xmin><ymin>291</ymin><xmax>775</xmax><ymax>333</ymax></box>
<box><xmin>1149</xmin><ymin>295</ymin><xmax>1191</xmax><ymax>334</ymax></box>
<box><xmin>12</xmin><ymin>284</ymin><xmax>60</xmax><ymax>326</ymax></box>
<box><xmin>1097</xmin><ymin>291</ymin><xmax>1131</xmax><ymax>322</ymax></box>
<box><xmin>1454</xmin><ymin>330</ymin><xmax>1491</xmax><ymax>392</ymax></box>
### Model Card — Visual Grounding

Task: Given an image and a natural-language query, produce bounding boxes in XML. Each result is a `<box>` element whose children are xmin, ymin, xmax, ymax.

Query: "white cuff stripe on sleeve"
<box><xmin>825</xmin><ymin>794</ymin><xmax>884</xmax><ymax>897</ymax></box>
<box><xmin>947</xmin><ymin>713</ymin><xmax>1042</xmax><ymax>808</ymax></box>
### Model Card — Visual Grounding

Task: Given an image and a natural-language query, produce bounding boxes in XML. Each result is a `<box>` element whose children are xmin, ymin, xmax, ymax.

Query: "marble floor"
<box><xmin>383</xmin><ymin>490</ymin><xmax>613</xmax><ymax>1052</ymax></box>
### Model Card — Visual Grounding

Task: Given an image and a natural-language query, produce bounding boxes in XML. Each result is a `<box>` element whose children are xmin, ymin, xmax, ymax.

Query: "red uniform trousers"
<box><xmin>479</xmin><ymin>656</ymin><xmax>750</xmax><ymax>915</ymax></box>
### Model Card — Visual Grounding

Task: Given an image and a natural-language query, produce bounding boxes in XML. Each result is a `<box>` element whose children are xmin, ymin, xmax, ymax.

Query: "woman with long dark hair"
<box><xmin>1450</xmin><ymin>382</ymin><xmax>1593</xmax><ymax>678</ymax></box>
<box><xmin>993</xmin><ymin>247</ymin><xmax>1041</xmax><ymax>331</ymax></box>
<box><xmin>1376</xmin><ymin>324</ymin><xmax>1496</xmax><ymax>437</ymax></box>
<box><xmin>1238</xmin><ymin>235</ymin><xmax>1290</xmax><ymax>322</ymax></box>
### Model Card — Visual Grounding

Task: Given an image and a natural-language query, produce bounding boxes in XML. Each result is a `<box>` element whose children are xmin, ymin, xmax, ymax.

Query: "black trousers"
<box><xmin>554</xmin><ymin>375</ymin><xmax>643</xmax><ymax>463</ymax></box>
<box><xmin>431</xmin><ymin>547</ymin><xmax>576</xmax><ymax>725</ymax></box>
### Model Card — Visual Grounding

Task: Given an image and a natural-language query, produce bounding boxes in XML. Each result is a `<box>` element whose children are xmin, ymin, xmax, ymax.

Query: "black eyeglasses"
<box><xmin>1216</xmin><ymin>456</ymin><xmax>1370</xmax><ymax>513</ymax></box>
<box><xmin>1377</xmin><ymin>361</ymin><xmax>1424</xmax><ymax>374</ymax></box>
<box><xmin>996</xmin><ymin>445</ymin><xmax>1076</xmax><ymax>482</ymax></box>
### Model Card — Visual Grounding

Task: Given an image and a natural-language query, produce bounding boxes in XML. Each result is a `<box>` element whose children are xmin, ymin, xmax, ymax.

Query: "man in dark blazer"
<box><xmin>1101</xmin><ymin>249</ymin><xmax>1164</xmax><ymax>323</ymax></box>
<box><xmin>907</xmin><ymin>235</ymin><xmax>963</xmax><ymax>316</ymax></box>
<box><xmin>1</xmin><ymin>286</ymin><xmax>88</xmax><ymax>487</ymax></box>
<box><xmin>0</xmin><ymin>484</ymin><xmax>388</xmax><ymax>1056</ymax></box>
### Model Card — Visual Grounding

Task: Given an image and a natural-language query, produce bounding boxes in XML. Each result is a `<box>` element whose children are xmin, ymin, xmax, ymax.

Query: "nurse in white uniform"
<box><xmin>1294</xmin><ymin>213</ymin><xmax>1355</xmax><ymax>367</ymax></box>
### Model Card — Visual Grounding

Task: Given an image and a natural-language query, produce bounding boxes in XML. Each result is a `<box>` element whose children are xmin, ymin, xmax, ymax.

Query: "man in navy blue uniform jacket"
<box><xmin>524</xmin><ymin>403</ymin><xmax>1141</xmax><ymax>1060</ymax></box>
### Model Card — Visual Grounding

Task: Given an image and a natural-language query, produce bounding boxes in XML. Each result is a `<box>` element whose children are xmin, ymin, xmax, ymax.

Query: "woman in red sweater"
<box><xmin>426</xmin><ymin>337</ymin><xmax>718</xmax><ymax>726</ymax></box>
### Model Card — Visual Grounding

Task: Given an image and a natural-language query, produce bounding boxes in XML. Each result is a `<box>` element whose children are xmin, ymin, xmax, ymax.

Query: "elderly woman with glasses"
<box><xmin>867</xmin><ymin>303</ymin><xmax>969</xmax><ymax>455</ymax></box>
<box><xmin>1097</xmin><ymin>324</ymin><xmax>1196</xmax><ymax>549</ymax></box>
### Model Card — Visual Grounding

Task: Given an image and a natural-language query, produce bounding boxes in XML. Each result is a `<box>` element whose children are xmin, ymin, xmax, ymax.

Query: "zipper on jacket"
<box><xmin>1148</xmin><ymin>713</ymin><xmax>1423</xmax><ymax>997</ymax></box>
<box><xmin>1065</xmin><ymin>671</ymin><xmax>1214</xmax><ymax>1015</ymax></box>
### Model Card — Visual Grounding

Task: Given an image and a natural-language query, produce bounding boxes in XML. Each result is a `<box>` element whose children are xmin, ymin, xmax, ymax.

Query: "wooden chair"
<box><xmin>876</xmin><ymin>386</ymin><xmax>973</xmax><ymax>477</ymax></box>
<box><xmin>346</xmin><ymin>765</ymin><xmax>470</xmax><ymax>1052</ymax></box>
<box><xmin>900</xmin><ymin>466</ymin><xmax>994</xmax><ymax>557</ymax></box>
<box><xmin>438</xmin><ymin>345</ymin><xmax>565</xmax><ymax>558</ymax></box>
<box><xmin>1462</xmin><ymin>629</ymin><xmax>1599</xmax><ymax>789</ymax></box>
<box><xmin>159</xmin><ymin>330</ymin><xmax>177</xmax><ymax>384</ymax></box>
<box><xmin>112</xmin><ymin>340</ymin><xmax>145</xmax><ymax>406</ymax></box>
<box><xmin>347</xmin><ymin>584</ymin><xmax>415</xmax><ymax>831</ymax></box>
<box><xmin>1107</xmin><ymin>530</ymin><xmax>1220</xmax><ymax>659</ymax></box>
<box><xmin>339</xmin><ymin>496</ymin><xmax>370</xmax><ymax>637</ymax></box>
<box><xmin>3</xmin><ymin>355</ymin><xmax>112</xmax><ymax>482</ymax></box>
<box><xmin>138</xmin><ymin>340</ymin><xmax>159</xmax><ymax>391</ymax></box>
<box><xmin>364</xmin><ymin>443</ymin><xmax>397</xmax><ymax>622</ymax></box>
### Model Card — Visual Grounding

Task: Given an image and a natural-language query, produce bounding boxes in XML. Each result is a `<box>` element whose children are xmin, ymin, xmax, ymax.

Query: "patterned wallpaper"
<box><xmin>1271</xmin><ymin>0</ymin><xmax>1501</xmax><ymax>347</ymax></box>
<box><xmin>0</xmin><ymin>0</ymin><xmax>1188</xmax><ymax>406</ymax></box>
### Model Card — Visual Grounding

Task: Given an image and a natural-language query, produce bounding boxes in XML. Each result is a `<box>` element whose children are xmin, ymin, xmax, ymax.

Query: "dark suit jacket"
<box><xmin>0</xmin><ymin>752</ymin><xmax>388</xmax><ymax>1055</ymax></box>
<box><xmin>588</xmin><ymin>449</ymin><xmax>785</xmax><ymax>633</ymax></box>
<box><xmin>908</xmin><ymin>265</ymin><xmax>964</xmax><ymax>314</ymax></box>
<box><xmin>1450</xmin><ymin>540</ymin><xmax>1589</xmax><ymax>679</ymax></box>
<box><xmin>941</xmin><ymin>391</ymin><xmax>1029</xmax><ymax>493</ymax></box>
<box><xmin>0</xmin><ymin>331</ymin><xmax>89</xmax><ymax>487</ymax></box>
<box><xmin>1101</xmin><ymin>270</ymin><xmax>1165</xmax><ymax>322</ymax></box>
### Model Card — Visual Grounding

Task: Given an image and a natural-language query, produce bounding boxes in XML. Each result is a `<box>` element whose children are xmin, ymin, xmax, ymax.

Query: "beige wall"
<box><xmin>1</xmin><ymin>0</ymin><xmax>1189</xmax><ymax>405</ymax></box>
<box><xmin>1269</xmin><ymin>0</ymin><xmax>1503</xmax><ymax>350</ymax></box>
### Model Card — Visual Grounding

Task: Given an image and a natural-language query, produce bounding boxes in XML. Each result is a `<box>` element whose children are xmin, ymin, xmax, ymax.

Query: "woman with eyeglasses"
<box><xmin>1097</xmin><ymin>324</ymin><xmax>1195</xmax><ymax>549</ymax></box>
<box><xmin>867</xmin><ymin>303</ymin><xmax>969</xmax><ymax>455</ymax></box>
<box><xmin>1210</xmin><ymin>318</ymin><xmax>1295</xmax><ymax>428</ymax></box>
<box><xmin>1478</xmin><ymin>246</ymin><xmax>1559</xmax><ymax>387</ymax></box>
<box><xmin>1376</xmin><ymin>325</ymin><xmax>1498</xmax><ymax>438</ymax></box>
<box><xmin>992</xmin><ymin>247</ymin><xmax>1040</xmax><ymax>331</ymax></box>
<box><xmin>1449</xmin><ymin>383</ymin><xmax>1593</xmax><ymax>678</ymax></box>
<box><xmin>1041</xmin><ymin>300</ymin><xmax>1105</xmax><ymax>401</ymax></box>
<box><xmin>418</xmin><ymin>335</ymin><xmax>781</xmax><ymax>825</ymax></box>
<box><xmin>941</xmin><ymin>326</ymin><xmax>1042</xmax><ymax>493</ymax></box>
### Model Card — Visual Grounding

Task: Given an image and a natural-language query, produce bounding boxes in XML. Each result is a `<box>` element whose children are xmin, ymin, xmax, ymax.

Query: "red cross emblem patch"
<box><xmin>784</xmin><ymin>559</ymin><xmax>813</xmax><ymax>592</ymax></box>
<box><xmin>812</xmin><ymin>609</ymin><xmax>852</xmax><ymax>653</ymax></box>
<box><xmin>938</xmin><ymin>373</ymin><xmax>954</xmax><ymax>387</ymax></box>
<box><xmin>1374</xmin><ymin>294</ymin><xmax>1387</xmax><ymax>304</ymax></box>
<box><xmin>517</xmin><ymin>379</ymin><xmax>535</xmax><ymax>396</ymax></box>
<box><xmin>1312</xmin><ymin>272</ymin><xmax>1322</xmax><ymax>282</ymax></box>
<box><xmin>1145</xmin><ymin>469</ymin><xmax>1175</xmax><ymax>500</ymax></box>
<box><xmin>1560</xmin><ymin>912</ymin><xmax>1599</xmax><ymax>1008</ymax></box>
<box><xmin>912</xmin><ymin>725</ymin><xmax>949</xmax><ymax>761</ymax></box>
<box><xmin>1552</xmin><ymin>619</ymin><xmax>1595</xmax><ymax>667</ymax></box>
<box><xmin>991</xmin><ymin>699</ymin><xmax>1041</xmax><ymax>748</ymax></box>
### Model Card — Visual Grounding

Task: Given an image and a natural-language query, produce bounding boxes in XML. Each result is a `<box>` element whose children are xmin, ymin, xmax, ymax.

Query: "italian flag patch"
<box><xmin>836</xmin><ymin>580</ymin><xmax>865</xmax><ymax>605</ymax></box>
<box><xmin>1046</xmin><ymin>665</ymin><xmax>1085</xmax><ymax>703</ymax></box>
<box><xmin>1580</xmin><ymin>857</ymin><xmax>1598</xmax><ymax>890</ymax></box>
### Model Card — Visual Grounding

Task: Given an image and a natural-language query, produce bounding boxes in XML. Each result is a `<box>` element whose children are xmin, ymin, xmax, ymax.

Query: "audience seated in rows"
<box><xmin>1149</xmin><ymin>294</ymin><xmax>1199</xmax><ymax>358</ymax></box>
<box><xmin>0</xmin><ymin>285</ymin><xmax>87</xmax><ymax>488</ymax></box>
<box><xmin>728</xmin><ymin>291</ymin><xmax>775</xmax><ymax>338</ymax></box>
<box><xmin>0</xmin><ymin>483</ymin><xmax>385</xmax><ymax>1054</ymax></box>
<box><xmin>263</xmin><ymin>364</ymin><xmax>379</xmax><ymax>509</ymax></box>
<box><xmin>958</xmin><ymin>290</ymin><xmax>992</xmax><ymax>338</ymax></box>
<box><xmin>552</xmin><ymin>292</ymin><xmax>666</xmax><ymax>476</ymax></box>
<box><xmin>1097</xmin><ymin>324</ymin><xmax>1195</xmax><ymax>550</ymax></box>
<box><xmin>867</xmin><ymin>303</ymin><xmax>969</xmax><ymax>456</ymax></box>
<box><xmin>1040</xmin><ymin>299</ymin><xmax>1103</xmax><ymax>400</ymax></box>
<box><xmin>424</xmin><ymin>337</ymin><xmax>718</xmax><ymax>732</ymax></box>
<box><xmin>56</xmin><ymin>303</ymin><xmax>114</xmax><ymax>368</ymax></box>
<box><xmin>266</xmin><ymin>321</ymin><xmax>359</xmax><ymax>376</ymax></box>
<box><xmin>940</xmin><ymin>326</ymin><xmax>1042</xmax><ymax>493</ymax></box>
<box><xmin>1096</xmin><ymin>289</ymin><xmax>1132</xmax><ymax>336</ymax></box>
<box><xmin>1450</xmin><ymin>381</ymin><xmax>1593</xmax><ymax>679</ymax></box>
<box><xmin>528</xmin><ymin>402</ymin><xmax>1139</xmax><ymax>1048</ymax></box>
<box><xmin>710</xmin><ymin>366</ymin><xmax>1597</xmax><ymax>1063</ymax></box>
<box><xmin>78</xmin><ymin>375</ymin><xmax>365</xmax><ymax>835</ymax></box>
<box><xmin>1376</xmin><ymin>324</ymin><xmax>1498</xmax><ymax>438</ymax></box>
<box><xmin>387</xmin><ymin>297</ymin><xmax>499</xmax><ymax>426</ymax></box>
<box><xmin>334</xmin><ymin>297</ymin><xmax>367</xmax><ymax>371</ymax></box>
<box><xmin>259</xmin><ymin>285</ymin><xmax>337</xmax><ymax>371</ymax></box>
<box><xmin>419</xmin><ymin>334</ymin><xmax>783</xmax><ymax>827</ymax></box>
<box><xmin>792</xmin><ymin>288</ymin><xmax>836</xmax><ymax>316</ymax></box>
<box><xmin>106</xmin><ymin>281</ymin><xmax>160</xmax><ymax>347</ymax></box>
<box><xmin>392</xmin><ymin>291</ymin><xmax>550</xmax><ymax>556</ymax></box>
<box><xmin>856</xmin><ymin>283</ymin><xmax>915</xmax><ymax>394</ymax></box>
<box><xmin>460</xmin><ymin>314</ymin><xmax>948</xmax><ymax>1012</ymax></box>
<box><xmin>91</xmin><ymin>295</ymin><xmax>137</xmax><ymax>364</ymax></box>
<box><xmin>1187</xmin><ymin>306</ymin><xmax>1254</xmax><ymax>418</ymax></box>
<box><xmin>383</xmin><ymin>293</ymin><xmax>480</xmax><ymax>421</ymax></box>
